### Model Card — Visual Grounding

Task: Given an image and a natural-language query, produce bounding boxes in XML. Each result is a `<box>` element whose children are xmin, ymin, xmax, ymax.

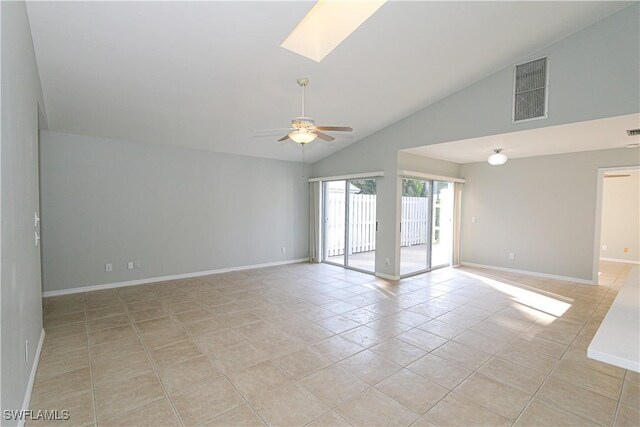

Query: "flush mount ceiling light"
<box><xmin>488</xmin><ymin>149</ymin><xmax>508</xmax><ymax>166</ymax></box>
<box><xmin>281</xmin><ymin>0</ymin><xmax>387</xmax><ymax>62</ymax></box>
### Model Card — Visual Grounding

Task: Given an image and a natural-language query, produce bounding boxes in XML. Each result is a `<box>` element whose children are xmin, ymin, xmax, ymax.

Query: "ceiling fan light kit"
<box><xmin>488</xmin><ymin>149</ymin><xmax>508</xmax><ymax>166</ymax></box>
<box><xmin>289</xmin><ymin>128</ymin><xmax>317</xmax><ymax>144</ymax></box>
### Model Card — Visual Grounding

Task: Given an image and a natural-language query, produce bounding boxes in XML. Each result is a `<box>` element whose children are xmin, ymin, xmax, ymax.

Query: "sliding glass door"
<box><xmin>400</xmin><ymin>178</ymin><xmax>454</xmax><ymax>277</ymax></box>
<box><xmin>324</xmin><ymin>181</ymin><xmax>346</xmax><ymax>266</ymax></box>
<box><xmin>431</xmin><ymin>181</ymin><xmax>454</xmax><ymax>268</ymax></box>
<box><xmin>323</xmin><ymin>179</ymin><xmax>377</xmax><ymax>273</ymax></box>
<box><xmin>347</xmin><ymin>179</ymin><xmax>377</xmax><ymax>272</ymax></box>
<box><xmin>400</xmin><ymin>179</ymin><xmax>431</xmax><ymax>276</ymax></box>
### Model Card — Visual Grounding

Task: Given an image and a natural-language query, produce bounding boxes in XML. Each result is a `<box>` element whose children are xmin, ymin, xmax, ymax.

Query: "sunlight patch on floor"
<box><xmin>460</xmin><ymin>271</ymin><xmax>572</xmax><ymax>318</ymax></box>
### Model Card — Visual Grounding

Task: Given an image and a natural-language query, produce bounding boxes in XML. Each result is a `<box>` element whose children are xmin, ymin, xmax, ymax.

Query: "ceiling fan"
<box><xmin>254</xmin><ymin>78</ymin><xmax>353</xmax><ymax>145</ymax></box>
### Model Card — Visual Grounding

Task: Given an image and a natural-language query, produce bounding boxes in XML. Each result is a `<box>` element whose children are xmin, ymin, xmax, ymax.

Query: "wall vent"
<box><xmin>627</xmin><ymin>129</ymin><xmax>640</xmax><ymax>136</ymax></box>
<box><xmin>513</xmin><ymin>57</ymin><xmax>549</xmax><ymax>123</ymax></box>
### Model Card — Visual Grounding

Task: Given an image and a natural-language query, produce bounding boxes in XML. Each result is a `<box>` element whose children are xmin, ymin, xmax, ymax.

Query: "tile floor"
<box><xmin>30</xmin><ymin>262</ymin><xmax>639</xmax><ymax>426</ymax></box>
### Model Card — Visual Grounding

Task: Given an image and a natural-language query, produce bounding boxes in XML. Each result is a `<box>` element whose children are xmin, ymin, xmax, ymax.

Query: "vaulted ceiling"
<box><xmin>27</xmin><ymin>1</ymin><xmax>629</xmax><ymax>163</ymax></box>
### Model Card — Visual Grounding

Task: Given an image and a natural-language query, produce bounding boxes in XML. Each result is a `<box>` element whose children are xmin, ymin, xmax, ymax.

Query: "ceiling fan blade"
<box><xmin>315</xmin><ymin>126</ymin><xmax>353</xmax><ymax>132</ymax></box>
<box><xmin>277</xmin><ymin>134</ymin><xmax>291</xmax><ymax>142</ymax></box>
<box><xmin>313</xmin><ymin>131</ymin><xmax>335</xmax><ymax>142</ymax></box>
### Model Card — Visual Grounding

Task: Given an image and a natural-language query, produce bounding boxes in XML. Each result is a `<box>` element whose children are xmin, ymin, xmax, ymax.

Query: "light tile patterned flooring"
<box><xmin>31</xmin><ymin>262</ymin><xmax>639</xmax><ymax>426</ymax></box>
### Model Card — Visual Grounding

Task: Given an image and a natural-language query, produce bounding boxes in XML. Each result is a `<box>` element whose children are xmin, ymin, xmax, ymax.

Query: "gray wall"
<box><xmin>1</xmin><ymin>1</ymin><xmax>46</xmax><ymax>421</ymax></box>
<box><xmin>312</xmin><ymin>4</ymin><xmax>639</xmax><ymax>278</ymax></box>
<box><xmin>40</xmin><ymin>131</ymin><xmax>310</xmax><ymax>293</ymax></box>
<box><xmin>460</xmin><ymin>148</ymin><xmax>640</xmax><ymax>281</ymax></box>
<box><xmin>600</xmin><ymin>170</ymin><xmax>640</xmax><ymax>262</ymax></box>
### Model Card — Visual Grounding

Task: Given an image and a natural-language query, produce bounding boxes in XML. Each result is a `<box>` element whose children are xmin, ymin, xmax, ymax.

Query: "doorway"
<box><xmin>323</xmin><ymin>179</ymin><xmax>377</xmax><ymax>273</ymax></box>
<box><xmin>593</xmin><ymin>167</ymin><xmax>640</xmax><ymax>286</ymax></box>
<box><xmin>400</xmin><ymin>178</ymin><xmax>454</xmax><ymax>277</ymax></box>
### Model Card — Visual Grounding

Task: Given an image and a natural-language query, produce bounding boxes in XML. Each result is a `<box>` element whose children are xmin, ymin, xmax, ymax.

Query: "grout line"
<box><xmin>612</xmin><ymin>370</ymin><xmax>628</xmax><ymax>425</ymax></box>
<box><xmin>120</xmin><ymin>288</ymin><xmax>185</xmax><ymax>427</ymax></box>
<box><xmin>84</xmin><ymin>294</ymin><xmax>100</xmax><ymax>427</ymax></box>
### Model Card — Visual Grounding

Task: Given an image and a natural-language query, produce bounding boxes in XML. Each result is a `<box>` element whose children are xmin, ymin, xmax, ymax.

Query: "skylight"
<box><xmin>281</xmin><ymin>0</ymin><xmax>387</xmax><ymax>62</ymax></box>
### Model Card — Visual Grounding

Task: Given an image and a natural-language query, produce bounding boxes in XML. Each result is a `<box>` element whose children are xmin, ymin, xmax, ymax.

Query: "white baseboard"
<box><xmin>43</xmin><ymin>258</ymin><xmax>309</xmax><ymax>297</ymax></box>
<box><xmin>19</xmin><ymin>329</ymin><xmax>45</xmax><ymax>427</ymax></box>
<box><xmin>600</xmin><ymin>257</ymin><xmax>640</xmax><ymax>265</ymax></box>
<box><xmin>375</xmin><ymin>272</ymin><xmax>400</xmax><ymax>281</ymax></box>
<box><xmin>460</xmin><ymin>262</ymin><xmax>593</xmax><ymax>285</ymax></box>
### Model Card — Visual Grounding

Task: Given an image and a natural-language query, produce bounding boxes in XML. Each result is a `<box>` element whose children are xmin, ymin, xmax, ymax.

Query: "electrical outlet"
<box><xmin>471</xmin><ymin>216</ymin><xmax>477</xmax><ymax>224</ymax></box>
<box><xmin>134</xmin><ymin>261</ymin><xmax>141</xmax><ymax>269</ymax></box>
<box><xmin>601</xmin><ymin>245</ymin><xmax>608</xmax><ymax>251</ymax></box>
<box><xmin>624</xmin><ymin>247</ymin><xmax>629</xmax><ymax>253</ymax></box>
<box><xmin>105</xmin><ymin>263</ymin><xmax>113</xmax><ymax>272</ymax></box>
<box><xmin>25</xmin><ymin>340</ymin><xmax>29</xmax><ymax>363</ymax></box>
<box><xmin>281</xmin><ymin>247</ymin><xmax>286</xmax><ymax>254</ymax></box>
<box><xmin>509</xmin><ymin>252</ymin><xmax>516</xmax><ymax>261</ymax></box>
<box><xmin>127</xmin><ymin>261</ymin><xmax>134</xmax><ymax>270</ymax></box>
<box><xmin>385</xmin><ymin>258</ymin><xmax>390</xmax><ymax>266</ymax></box>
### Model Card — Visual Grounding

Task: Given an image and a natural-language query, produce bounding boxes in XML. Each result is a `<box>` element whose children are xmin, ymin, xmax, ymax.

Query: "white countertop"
<box><xmin>588</xmin><ymin>265</ymin><xmax>640</xmax><ymax>373</ymax></box>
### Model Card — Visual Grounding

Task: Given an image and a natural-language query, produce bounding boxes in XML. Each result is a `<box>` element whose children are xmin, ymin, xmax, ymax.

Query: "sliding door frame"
<box><xmin>321</xmin><ymin>179</ymin><xmax>377</xmax><ymax>276</ymax></box>
<box><xmin>430</xmin><ymin>180</ymin><xmax>455</xmax><ymax>270</ymax></box>
<box><xmin>322</xmin><ymin>180</ymin><xmax>342</xmax><ymax>268</ymax></box>
<box><xmin>399</xmin><ymin>177</ymin><xmax>456</xmax><ymax>279</ymax></box>
<box><xmin>399</xmin><ymin>178</ymin><xmax>433</xmax><ymax>278</ymax></box>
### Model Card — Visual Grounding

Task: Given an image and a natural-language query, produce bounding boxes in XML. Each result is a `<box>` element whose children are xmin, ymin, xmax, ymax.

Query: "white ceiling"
<box><xmin>27</xmin><ymin>1</ymin><xmax>630</xmax><ymax>163</ymax></box>
<box><xmin>404</xmin><ymin>113</ymin><xmax>640</xmax><ymax>164</ymax></box>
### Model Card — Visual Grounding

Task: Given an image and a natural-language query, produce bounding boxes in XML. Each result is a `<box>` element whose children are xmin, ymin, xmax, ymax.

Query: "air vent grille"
<box><xmin>513</xmin><ymin>57</ymin><xmax>548</xmax><ymax>123</ymax></box>
<box><xmin>627</xmin><ymin>129</ymin><xmax>640</xmax><ymax>136</ymax></box>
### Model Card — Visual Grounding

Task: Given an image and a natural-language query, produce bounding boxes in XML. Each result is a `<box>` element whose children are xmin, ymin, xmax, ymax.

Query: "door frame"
<box><xmin>591</xmin><ymin>165</ymin><xmax>640</xmax><ymax>285</ymax></box>
<box><xmin>37</xmin><ymin>104</ymin><xmax>46</xmax><ymax>303</ymax></box>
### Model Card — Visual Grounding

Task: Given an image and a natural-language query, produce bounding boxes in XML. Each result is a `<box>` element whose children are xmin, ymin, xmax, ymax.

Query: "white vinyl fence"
<box><xmin>400</xmin><ymin>197</ymin><xmax>430</xmax><ymax>246</ymax></box>
<box><xmin>325</xmin><ymin>193</ymin><xmax>430</xmax><ymax>257</ymax></box>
